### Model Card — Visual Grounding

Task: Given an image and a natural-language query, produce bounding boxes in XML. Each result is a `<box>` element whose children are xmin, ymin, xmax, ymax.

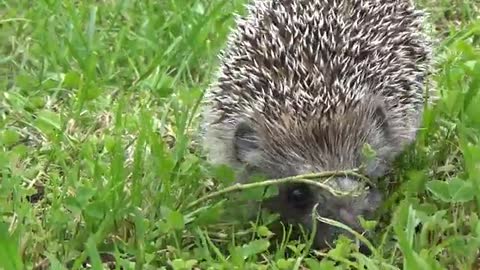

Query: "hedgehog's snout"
<box><xmin>262</xmin><ymin>179</ymin><xmax>382</xmax><ymax>250</ymax></box>
<box><xmin>309</xmin><ymin>180</ymin><xmax>382</xmax><ymax>249</ymax></box>
<box><xmin>283</xmin><ymin>178</ymin><xmax>382</xmax><ymax>222</ymax></box>
<box><xmin>325</xmin><ymin>181</ymin><xmax>382</xmax><ymax>226</ymax></box>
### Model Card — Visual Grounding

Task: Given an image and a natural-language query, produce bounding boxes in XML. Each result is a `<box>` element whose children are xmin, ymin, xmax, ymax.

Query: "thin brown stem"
<box><xmin>186</xmin><ymin>169</ymin><xmax>370</xmax><ymax>210</ymax></box>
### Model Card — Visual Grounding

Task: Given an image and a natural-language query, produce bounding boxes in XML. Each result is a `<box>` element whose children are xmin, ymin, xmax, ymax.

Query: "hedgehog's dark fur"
<box><xmin>200</xmin><ymin>0</ymin><xmax>434</xmax><ymax>249</ymax></box>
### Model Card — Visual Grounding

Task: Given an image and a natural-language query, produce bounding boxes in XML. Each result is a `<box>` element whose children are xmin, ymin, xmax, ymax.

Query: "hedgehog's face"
<box><xmin>231</xmin><ymin>100</ymin><xmax>408</xmax><ymax>250</ymax></box>
<box><xmin>260</xmin><ymin>182</ymin><xmax>382</xmax><ymax>251</ymax></box>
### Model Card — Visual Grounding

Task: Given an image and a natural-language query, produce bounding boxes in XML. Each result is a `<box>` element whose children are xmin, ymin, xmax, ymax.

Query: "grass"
<box><xmin>1</xmin><ymin>0</ymin><xmax>480</xmax><ymax>269</ymax></box>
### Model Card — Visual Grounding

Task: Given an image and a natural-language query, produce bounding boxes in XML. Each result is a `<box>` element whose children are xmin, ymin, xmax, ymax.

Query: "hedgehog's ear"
<box><xmin>371</xmin><ymin>100</ymin><xmax>391</xmax><ymax>138</ymax></box>
<box><xmin>233</xmin><ymin>121</ymin><xmax>261</xmax><ymax>163</ymax></box>
<box><xmin>373</xmin><ymin>103</ymin><xmax>389</xmax><ymax>132</ymax></box>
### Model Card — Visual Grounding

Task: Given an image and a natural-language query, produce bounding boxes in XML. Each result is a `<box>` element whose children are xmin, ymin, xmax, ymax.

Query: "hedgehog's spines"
<box><xmin>201</xmin><ymin>0</ymin><xmax>433</xmax><ymax>173</ymax></box>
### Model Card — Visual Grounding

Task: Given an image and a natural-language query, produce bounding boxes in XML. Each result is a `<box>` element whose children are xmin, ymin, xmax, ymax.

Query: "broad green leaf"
<box><xmin>15</xmin><ymin>73</ymin><xmax>37</xmax><ymax>90</ymax></box>
<box><xmin>328</xmin><ymin>235</ymin><xmax>352</xmax><ymax>260</ymax></box>
<box><xmin>1</xmin><ymin>129</ymin><xmax>20</xmax><ymax>147</ymax></box>
<box><xmin>167</xmin><ymin>210</ymin><xmax>185</xmax><ymax>230</ymax></box>
<box><xmin>63</xmin><ymin>71</ymin><xmax>82</xmax><ymax>89</ymax></box>
<box><xmin>405</xmin><ymin>170</ymin><xmax>427</xmax><ymax>195</ymax></box>
<box><xmin>359</xmin><ymin>216</ymin><xmax>378</xmax><ymax>231</ymax></box>
<box><xmin>256</xmin><ymin>225</ymin><xmax>274</xmax><ymax>238</ymax></box>
<box><xmin>304</xmin><ymin>258</ymin><xmax>336</xmax><ymax>270</ymax></box>
<box><xmin>170</xmin><ymin>259</ymin><xmax>197</xmax><ymax>270</ymax></box>
<box><xmin>352</xmin><ymin>253</ymin><xmax>380</xmax><ymax>270</ymax></box>
<box><xmin>83</xmin><ymin>85</ymin><xmax>103</xmax><ymax>101</ymax></box>
<box><xmin>84</xmin><ymin>201</ymin><xmax>106</xmax><ymax>220</ymax></box>
<box><xmin>194</xmin><ymin>203</ymin><xmax>224</xmax><ymax>226</ymax></box>
<box><xmin>75</xmin><ymin>186</ymin><xmax>96</xmax><ymax>207</ymax></box>
<box><xmin>28</xmin><ymin>96</ymin><xmax>46</xmax><ymax>109</ymax></box>
<box><xmin>276</xmin><ymin>258</ymin><xmax>295</xmax><ymax>270</ymax></box>
<box><xmin>448</xmin><ymin>178</ymin><xmax>475</xmax><ymax>202</ymax></box>
<box><xmin>241</xmin><ymin>239</ymin><xmax>270</xmax><ymax>258</ymax></box>
<box><xmin>286</xmin><ymin>244</ymin><xmax>305</xmax><ymax>256</ymax></box>
<box><xmin>263</xmin><ymin>185</ymin><xmax>279</xmax><ymax>199</ymax></box>
<box><xmin>426</xmin><ymin>180</ymin><xmax>450</xmax><ymax>202</ymax></box>
<box><xmin>34</xmin><ymin>110</ymin><xmax>61</xmax><ymax>135</ymax></box>
<box><xmin>240</xmin><ymin>186</ymin><xmax>268</xmax><ymax>201</ymax></box>
<box><xmin>211</xmin><ymin>164</ymin><xmax>236</xmax><ymax>185</ymax></box>
<box><xmin>229</xmin><ymin>245</ymin><xmax>245</xmax><ymax>267</ymax></box>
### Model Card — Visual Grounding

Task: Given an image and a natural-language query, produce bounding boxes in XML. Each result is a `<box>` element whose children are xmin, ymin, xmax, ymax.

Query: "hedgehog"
<box><xmin>200</xmin><ymin>0</ymin><xmax>434</xmax><ymax>249</ymax></box>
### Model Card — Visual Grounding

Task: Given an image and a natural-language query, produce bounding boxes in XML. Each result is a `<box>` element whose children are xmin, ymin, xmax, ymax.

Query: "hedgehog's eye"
<box><xmin>286</xmin><ymin>184</ymin><xmax>312</xmax><ymax>209</ymax></box>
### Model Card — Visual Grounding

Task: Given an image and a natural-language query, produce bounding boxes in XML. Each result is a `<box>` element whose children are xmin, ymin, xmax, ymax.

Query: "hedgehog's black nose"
<box><xmin>286</xmin><ymin>183</ymin><xmax>313</xmax><ymax>209</ymax></box>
